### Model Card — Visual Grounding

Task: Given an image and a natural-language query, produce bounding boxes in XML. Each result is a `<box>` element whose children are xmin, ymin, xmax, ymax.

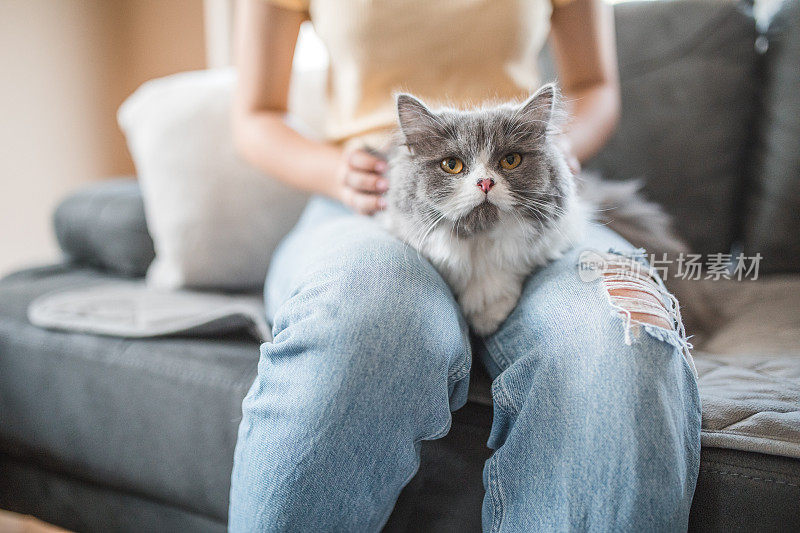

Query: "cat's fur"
<box><xmin>380</xmin><ymin>84</ymin><xmax>683</xmax><ymax>335</ymax></box>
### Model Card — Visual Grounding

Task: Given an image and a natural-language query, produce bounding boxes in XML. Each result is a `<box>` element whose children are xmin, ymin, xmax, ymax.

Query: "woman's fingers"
<box><xmin>345</xmin><ymin>170</ymin><xmax>389</xmax><ymax>193</ymax></box>
<box><xmin>336</xmin><ymin>148</ymin><xmax>389</xmax><ymax>214</ymax></box>
<box><xmin>342</xmin><ymin>187</ymin><xmax>387</xmax><ymax>215</ymax></box>
<box><xmin>348</xmin><ymin>149</ymin><xmax>387</xmax><ymax>173</ymax></box>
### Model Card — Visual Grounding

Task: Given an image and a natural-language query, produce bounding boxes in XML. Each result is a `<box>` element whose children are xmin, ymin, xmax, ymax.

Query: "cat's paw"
<box><xmin>466</xmin><ymin>292</ymin><xmax>519</xmax><ymax>336</ymax></box>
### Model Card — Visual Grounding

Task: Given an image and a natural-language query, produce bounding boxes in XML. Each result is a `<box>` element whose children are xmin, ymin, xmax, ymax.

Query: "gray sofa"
<box><xmin>2</xmin><ymin>0</ymin><xmax>799</xmax><ymax>531</ymax></box>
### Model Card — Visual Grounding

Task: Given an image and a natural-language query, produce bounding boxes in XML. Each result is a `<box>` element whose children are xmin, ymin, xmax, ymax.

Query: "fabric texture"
<box><xmin>27</xmin><ymin>280</ymin><xmax>269</xmax><ymax>341</ymax></box>
<box><xmin>118</xmin><ymin>69</ymin><xmax>309</xmax><ymax>291</ymax></box>
<box><xmin>53</xmin><ymin>177</ymin><xmax>154</xmax><ymax>277</ymax></box>
<box><xmin>689</xmin><ymin>276</ymin><xmax>800</xmax><ymax>460</ymax></box>
<box><xmin>229</xmin><ymin>197</ymin><xmax>700</xmax><ymax>532</ymax></box>
<box><xmin>1</xmin><ymin>456</ymin><xmax>226</xmax><ymax>533</ymax></box>
<box><xmin>689</xmin><ymin>446</ymin><xmax>800</xmax><ymax>533</ymax></box>
<box><xmin>699</xmin><ymin>275</ymin><xmax>800</xmax><ymax>355</ymax></box>
<box><xmin>586</xmin><ymin>0</ymin><xmax>759</xmax><ymax>255</ymax></box>
<box><xmin>744</xmin><ymin>0</ymin><xmax>800</xmax><ymax>273</ymax></box>
<box><xmin>264</xmin><ymin>0</ymin><xmax>554</xmax><ymax>147</ymax></box>
<box><xmin>0</xmin><ymin>265</ymin><xmax>259</xmax><ymax>523</ymax></box>
<box><xmin>695</xmin><ymin>351</ymin><xmax>800</xmax><ymax>460</ymax></box>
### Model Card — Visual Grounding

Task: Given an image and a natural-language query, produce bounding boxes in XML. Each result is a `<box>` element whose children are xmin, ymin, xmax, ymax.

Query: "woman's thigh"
<box><xmin>263</xmin><ymin>196</ymin><xmax>353</xmax><ymax>322</ymax></box>
<box><xmin>262</xmin><ymin>195</ymin><xmax>472</xmax><ymax>406</ymax></box>
<box><xmin>477</xmin><ymin>223</ymin><xmax>701</xmax><ymax>531</ymax></box>
<box><xmin>480</xmin><ymin>222</ymin><xmax>693</xmax><ymax>379</ymax></box>
<box><xmin>230</xmin><ymin>199</ymin><xmax>471</xmax><ymax>531</ymax></box>
<box><xmin>230</xmin><ymin>197</ymin><xmax>473</xmax><ymax>530</ymax></box>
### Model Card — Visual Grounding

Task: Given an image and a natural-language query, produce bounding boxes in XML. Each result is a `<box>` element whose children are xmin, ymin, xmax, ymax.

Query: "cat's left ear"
<box><xmin>518</xmin><ymin>83</ymin><xmax>559</xmax><ymax>134</ymax></box>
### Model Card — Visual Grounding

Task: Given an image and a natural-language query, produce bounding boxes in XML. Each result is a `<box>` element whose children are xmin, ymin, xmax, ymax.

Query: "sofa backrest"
<box><xmin>586</xmin><ymin>0</ymin><xmax>760</xmax><ymax>257</ymax></box>
<box><xmin>743</xmin><ymin>0</ymin><xmax>800</xmax><ymax>273</ymax></box>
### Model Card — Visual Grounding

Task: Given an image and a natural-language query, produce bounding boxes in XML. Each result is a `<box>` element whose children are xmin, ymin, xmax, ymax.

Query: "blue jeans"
<box><xmin>229</xmin><ymin>197</ymin><xmax>701</xmax><ymax>532</ymax></box>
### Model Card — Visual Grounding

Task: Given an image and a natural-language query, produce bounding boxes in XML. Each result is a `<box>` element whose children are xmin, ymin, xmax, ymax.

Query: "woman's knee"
<box><xmin>491</xmin><ymin>249</ymin><xmax>693</xmax><ymax>413</ymax></box>
<box><xmin>268</xmin><ymin>226</ymin><xmax>470</xmax><ymax>400</ymax></box>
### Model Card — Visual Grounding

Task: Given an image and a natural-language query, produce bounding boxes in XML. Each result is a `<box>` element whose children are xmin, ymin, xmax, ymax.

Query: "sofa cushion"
<box><xmin>0</xmin><ymin>265</ymin><xmax>260</xmax><ymax>522</ymax></box>
<box><xmin>53</xmin><ymin>178</ymin><xmax>154</xmax><ymax>277</ymax></box>
<box><xmin>700</xmin><ymin>275</ymin><xmax>800</xmax><ymax>355</ymax></box>
<box><xmin>744</xmin><ymin>0</ymin><xmax>800</xmax><ymax>273</ymax></box>
<box><xmin>694</xmin><ymin>351</ymin><xmax>800</xmax><ymax>460</ymax></box>
<box><xmin>690</xmin><ymin>276</ymin><xmax>800</xmax><ymax>460</ymax></box>
<box><xmin>587</xmin><ymin>0</ymin><xmax>759</xmax><ymax>255</ymax></box>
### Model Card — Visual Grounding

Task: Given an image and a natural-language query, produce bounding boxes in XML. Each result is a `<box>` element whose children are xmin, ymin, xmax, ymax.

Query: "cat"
<box><xmin>379</xmin><ymin>84</ymin><xmax>685</xmax><ymax>335</ymax></box>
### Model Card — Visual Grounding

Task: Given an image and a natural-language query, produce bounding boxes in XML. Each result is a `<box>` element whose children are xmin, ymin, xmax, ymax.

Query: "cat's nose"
<box><xmin>477</xmin><ymin>178</ymin><xmax>495</xmax><ymax>193</ymax></box>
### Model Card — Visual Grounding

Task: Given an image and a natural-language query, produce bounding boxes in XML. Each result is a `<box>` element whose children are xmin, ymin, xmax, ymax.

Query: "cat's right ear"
<box><xmin>518</xmin><ymin>83</ymin><xmax>559</xmax><ymax>135</ymax></box>
<box><xmin>396</xmin><ymin>93</ymin><xmax>440</xmax><ymax>147</ymax></box>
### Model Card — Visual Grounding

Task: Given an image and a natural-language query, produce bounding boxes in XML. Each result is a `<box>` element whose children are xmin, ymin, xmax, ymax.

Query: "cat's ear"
<box><xmin>396</xmin><ymin>93</ymin><xmax>441</xmax><ymax>147</ymax></box>
<box><xmin>518</xmin><ymin>83</ymin><xmax>559</xmax><ymax>134</ymax></box>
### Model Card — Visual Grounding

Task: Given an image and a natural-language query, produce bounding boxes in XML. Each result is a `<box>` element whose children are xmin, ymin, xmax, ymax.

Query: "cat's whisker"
<box><xmin>403</xmin><ymin>210</ymin><xmax>445</xmax><ymax>256</ymax></box>
<box><xmin>535</xmin><ymin>191</ymin><xmax>568</xmax><ymax>199</ymax></box>
<box><xmin>415</xmin><ymin>213</ymin><xmax>447</xmax><ymax>254</ymax></box>
<box><xmin>516</xmin><ymin>204</ymin><xmax>564</xmax><ymax>224</ymax></box>
<box><xmin>513</xmin><ymin>192</ymin><xmax>569</xmax><ymax>211</ymax></box>
<box><xmin>516</xmin><ymin>203</ymin><xmax>575</xmax><ymax>247</ymax></box>
<box><xmin>514</xmin><ymin>199</ymin><xmax>568</xmax><ymax>219</ymax></box>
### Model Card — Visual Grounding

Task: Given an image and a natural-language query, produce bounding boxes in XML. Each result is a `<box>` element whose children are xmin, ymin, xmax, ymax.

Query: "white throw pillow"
<box><xmin>118</xmin><ymin>69</ymin><xmax>309</xmax><ymax>291</ymax></box>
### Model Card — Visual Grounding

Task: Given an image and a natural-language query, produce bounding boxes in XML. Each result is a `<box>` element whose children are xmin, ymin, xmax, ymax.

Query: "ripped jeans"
<box><xmin>228</xmin><ymin>197</ymin><xmax>701</xmax><ymax>533</ymax></box>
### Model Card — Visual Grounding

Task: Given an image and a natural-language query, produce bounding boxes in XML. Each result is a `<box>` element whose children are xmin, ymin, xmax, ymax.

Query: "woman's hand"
<box><xmin>335</xmin><ymin>148</ymin><xmax>389</xmax><ymax>215</ymax></box>
<box><xmin>236</xmin><ymin>1</ymin><xmax>392</xmax><ymax>208</ymax></box>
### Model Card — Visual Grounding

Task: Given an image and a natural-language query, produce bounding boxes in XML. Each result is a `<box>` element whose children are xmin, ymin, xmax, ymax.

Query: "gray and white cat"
<box><xmin>380</xmin><ymin>84</ymin><xmax>682</xmax><ymax>335</ymax></box>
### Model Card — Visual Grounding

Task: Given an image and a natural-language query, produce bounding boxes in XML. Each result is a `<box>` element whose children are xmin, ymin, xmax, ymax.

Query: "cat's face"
<box><xmin>389</xmin><ymin>85</ymin><xmax>572</xmax><ymax>237</ymax></box>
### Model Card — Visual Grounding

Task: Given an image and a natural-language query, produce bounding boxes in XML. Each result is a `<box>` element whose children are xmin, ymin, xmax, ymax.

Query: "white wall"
<box><xmin>0</xmin><ymin>0</ymin><xmax>206</xmax><ymax>275</ymax></box>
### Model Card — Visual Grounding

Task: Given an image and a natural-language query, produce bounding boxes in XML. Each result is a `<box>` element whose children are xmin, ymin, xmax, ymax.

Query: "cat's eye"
<box><xmin>500</xmin><ymin>153</ymin><xmax>522</xmax><ymax>170</ymax></box>
<box><xmin>440</xmin><ymin>157</ymin><xmax>464</xmax><ymax>174</ymax></box>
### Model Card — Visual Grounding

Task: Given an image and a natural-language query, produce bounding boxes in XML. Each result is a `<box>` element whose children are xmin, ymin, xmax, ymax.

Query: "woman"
<box><xmin>229</xmin><ymin>0</ymin><xmax>701</xmax><ymax>531</ymax></box>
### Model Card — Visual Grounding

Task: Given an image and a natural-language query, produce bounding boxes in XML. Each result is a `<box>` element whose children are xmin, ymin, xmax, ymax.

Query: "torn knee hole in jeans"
<box><xmin>581</xmin><ymin>249</ymin><xmax>696</xmax><ymax>375</ymax></box>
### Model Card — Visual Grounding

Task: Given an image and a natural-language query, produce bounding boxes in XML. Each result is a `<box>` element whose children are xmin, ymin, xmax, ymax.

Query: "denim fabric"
<box><xmin>229</xmin><ymin>197</ymin><xmax>701</xmax><ymax>532</ymax></box>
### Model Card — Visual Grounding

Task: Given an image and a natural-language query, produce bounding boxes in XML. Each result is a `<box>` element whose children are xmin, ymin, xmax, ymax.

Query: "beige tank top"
<box><xmin>265</xmin><ymin>0</ymin><xmax>572</xmax><ymax>147</ymax></box>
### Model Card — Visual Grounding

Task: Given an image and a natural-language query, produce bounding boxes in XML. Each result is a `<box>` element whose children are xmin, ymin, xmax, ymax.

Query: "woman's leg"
<box><xmin>229</xmin><ymin>198</ymin><xmax>471</xmax><ymax>532</ymax></box>
<box><xmin>479</xmin><ymin>224</ymin><xmax>701</xmax><ymax>533</ymax></box>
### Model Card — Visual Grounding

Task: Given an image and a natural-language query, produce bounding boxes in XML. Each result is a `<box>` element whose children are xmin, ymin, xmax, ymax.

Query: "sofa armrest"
<box><xmin>53</xmin><ymin>177</ymin><xmax>155</xmax><ymax>277</ymax></box>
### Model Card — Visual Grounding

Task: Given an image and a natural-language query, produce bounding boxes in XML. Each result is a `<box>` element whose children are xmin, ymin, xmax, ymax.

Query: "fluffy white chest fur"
<box><xmin>383</xmin><ymin>195</ymin><xmax>589</xmax><ymax>335</ymax></box>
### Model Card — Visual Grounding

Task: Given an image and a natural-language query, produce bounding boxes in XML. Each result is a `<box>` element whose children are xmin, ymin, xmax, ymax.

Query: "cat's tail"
<box><xmin>579</xmin><ymin>173</ymin><xmax>717</xmax><ymax>335</ymax></box>
<box><xmin>580</xmin><ymin>173</ymin><xmax>686</xmax><ymax>255</ymax></box>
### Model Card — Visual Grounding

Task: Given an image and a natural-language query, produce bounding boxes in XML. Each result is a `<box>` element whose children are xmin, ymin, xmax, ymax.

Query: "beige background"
<box><xmin>0</xmin><ymin>0</ymin><xmax>206</xmax><ymax>275</ymax></box>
